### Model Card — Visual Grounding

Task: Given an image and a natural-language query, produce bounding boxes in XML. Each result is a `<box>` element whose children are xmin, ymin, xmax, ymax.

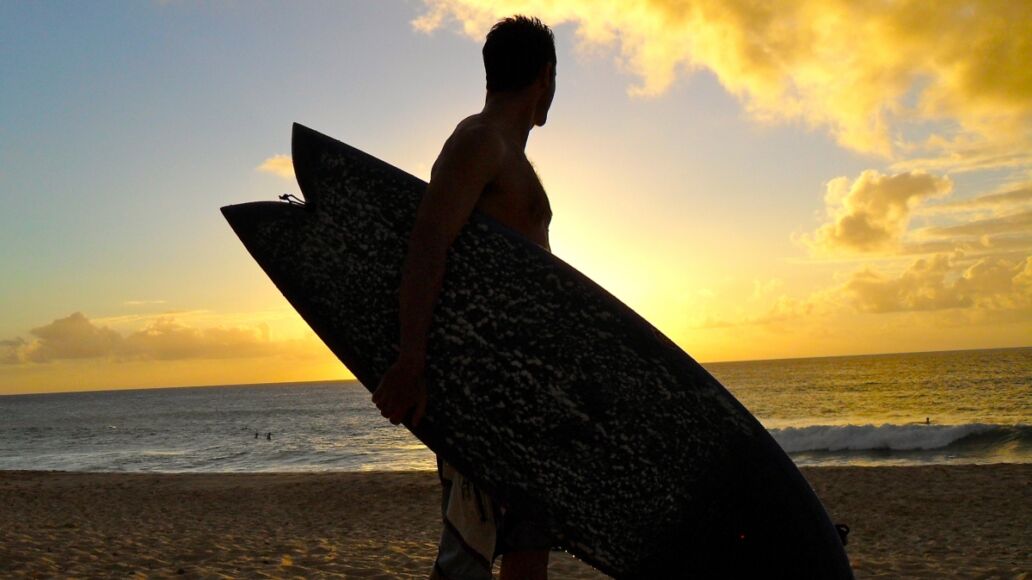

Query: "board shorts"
<box><xmin>432</xmin><ymin>456</ymin><xmax>556</xmax><ymax>580</ymax></box>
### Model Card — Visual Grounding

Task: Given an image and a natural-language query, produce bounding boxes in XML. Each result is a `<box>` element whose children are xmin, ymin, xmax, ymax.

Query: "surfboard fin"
<box><xmin>278</xmin><ymin>193</ymin><xmax>306</xmax><ymax>206</ymax></box>
<box><xmin>836</xmin><ymin>523</ymin><xmax>850</xmax><ymax>546</ymax></box>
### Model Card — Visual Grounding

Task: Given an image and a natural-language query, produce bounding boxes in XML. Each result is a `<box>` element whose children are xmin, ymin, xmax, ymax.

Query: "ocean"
<box><xmin>1</xmin><ymin>347</ymin><xmax>1028</xmax><ymax>472</ymax></box>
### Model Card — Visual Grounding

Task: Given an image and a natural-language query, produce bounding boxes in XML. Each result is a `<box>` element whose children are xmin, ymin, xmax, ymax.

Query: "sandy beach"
<box><xmin>1</xmin><ymin>464</ymin><xmax>1028</xmax><ymax>578</ymax></box>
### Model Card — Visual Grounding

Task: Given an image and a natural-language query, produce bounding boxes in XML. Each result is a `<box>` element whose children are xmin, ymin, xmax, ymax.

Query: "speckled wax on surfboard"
<box><xmin>220</xmin><ymin>124</ymin><xmax>853</xmax><ymax>578</ymax></box>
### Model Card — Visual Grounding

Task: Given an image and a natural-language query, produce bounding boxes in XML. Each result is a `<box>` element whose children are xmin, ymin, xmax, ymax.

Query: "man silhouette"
<box><xmin>372</xmin><ymin>15</ymin><xmax>558</xmax><ymax>580</ymax></box>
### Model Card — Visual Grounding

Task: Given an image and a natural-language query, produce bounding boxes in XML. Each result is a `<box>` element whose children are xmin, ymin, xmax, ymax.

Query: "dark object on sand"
<box><xmin>221</xmin><ymin>124</ymin><xmax>853</xmax><ymax>579</ymax></box>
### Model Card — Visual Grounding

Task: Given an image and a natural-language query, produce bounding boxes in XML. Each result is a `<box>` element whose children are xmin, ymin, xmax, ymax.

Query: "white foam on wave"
<box><xmin>769</xmin><ymin>423</ymin><xmax>999</xmax><ymax>453</ymax></box>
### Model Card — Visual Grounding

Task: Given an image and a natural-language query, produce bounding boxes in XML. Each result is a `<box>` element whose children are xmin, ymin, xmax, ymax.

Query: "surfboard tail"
<box><xmin>291</xmin><ymin>122</ymin><xmax>428</xmax><ymax>213</ymax></box>
<box><xmin>221</xmin><ymin>202</ymin><xmax>304</xmax><ymax>245</ymax></box>
<box><xmin>290</xmin><ymin>123</ymin><xmax>332</xmax><ymax>211</ymax></box>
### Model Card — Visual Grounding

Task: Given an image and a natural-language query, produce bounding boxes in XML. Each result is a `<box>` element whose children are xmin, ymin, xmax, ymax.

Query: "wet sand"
<box><xmin>0</xmin><ymin>464</ymin><xmax>1028</xmax><ymax>578</ymax></box>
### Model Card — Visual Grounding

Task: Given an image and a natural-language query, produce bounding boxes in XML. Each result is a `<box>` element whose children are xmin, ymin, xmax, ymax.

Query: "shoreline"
<box><xmin>1</xmin><ymin>464</ymin><xmax>1028</xmax><ymax>578</ymax></box>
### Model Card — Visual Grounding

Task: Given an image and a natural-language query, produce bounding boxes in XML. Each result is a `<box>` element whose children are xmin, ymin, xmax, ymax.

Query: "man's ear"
<box><xmin>538</xmin><ymin>63</ymin><xmax>554</xmax><ymax>87</ymax></box>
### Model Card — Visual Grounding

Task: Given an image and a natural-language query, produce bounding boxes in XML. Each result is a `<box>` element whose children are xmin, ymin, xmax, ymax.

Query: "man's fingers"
<box><xmin>371</xmin><ymin>370</ymin><xmax>427</xmax><ymax>428</ymax></box>
<box><xmin>389</xmin><ymin>405</ymin><xmax>409</xmax><ymax>425</ymax></box>
<box><xmin>375</xmin><ymin>390</ymin><xmax>395</xmax><ymax>416</ymax></box>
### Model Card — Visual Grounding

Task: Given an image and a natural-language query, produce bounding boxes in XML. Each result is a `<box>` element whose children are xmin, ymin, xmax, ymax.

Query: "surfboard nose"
<box><xmin>634</xmin><ymin>433</ymin><xmax>855</xmax><ymax>579</ymax></box>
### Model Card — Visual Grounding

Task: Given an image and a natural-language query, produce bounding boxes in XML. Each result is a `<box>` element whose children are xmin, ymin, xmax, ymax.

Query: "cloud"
<box><xmin>123</xmin><ymin>299</ymin><xmax>168</xmax><ymax>306</ymax></box>
<box><xmin>918</xmin><ymin>210</ymin><xmax>1032</xmax><ymax>238</ymax></box>
<box><xmin>257</xmin><ymin>155</ymin><xmax>295</xmax><ymax>180</ymax></box>
<box><xmin>745</xmin><ymin>295</ymin><xmax>819</xmax><ymax>326</ymax></box>
<box><xmin>899</xmin><ymin>235</ymin><xmax>1032</xmax><ymax>257</ymax></box>
<box><xmin>751</xmin><ymin>278</ymin><xmax>784</xmax><ymax>300</ymax></box>
<box><xmin>694</xmin><ymin>315</ymin><xmax>735</xmax><ymax>329</ymax></box>
<box><xmin>1</xmin><ymin>312</ymin><xmax>324</xmax><ymax>365</ymax></box>
<box><xmin>920</xmin><ymin>182</ymin><xmax>1032</xmax><ymax>215</ymax></box>
<box><xmin>415</xmin><ymin>0</ymin><xmax>1032</xmax><ymax>165</ymax></box>
<box><xmin>797</xmin><ymin>170</ymin><xmax>952</xmax><ymax>254</ymax></box>
<box><xmin>20</xmin><ymin>312</ymin><xmax>123</xmax><ymax>363</ymax></box>
<box><xmin>90</xmin><ymin>309</ymin><xmax>214</xmax><ymax>327</ymax></box>
<box><xmin>693</xmin><ymin>290</ymin><xmax>836</xmax><ymax>329</ymax></box>
<box><xmin>119</xmin><ymin>317</ymin><xmax>276</xmax><ymax>361</ymax></box>
<box><xmin>793</xmin><ymin>174</ymin><xmax>1032</xmax><ymax>258</ymax></box>
<box><xmin>695</xmin><ymin>252</ymin><xmax>1030</xmax><ymax>329</ymax></box>
<box><xmin>891</xmin><ymin>133</ymin><xmax>1032</xmax><ymax>174</ymax></box>
<box><xmin>840</xmin><ymin>254</ymin><xmax>1032</xmax><ymax>313</ymax></box>
<box><xmin>0</xmin><ymin>339</ymin><xmax>26</xmax><ymax>364</ymax></box>
<box><xmin>906</xmin><ymin>177</ymin><xmax>1032</xmax><ymax>252</ymax></box>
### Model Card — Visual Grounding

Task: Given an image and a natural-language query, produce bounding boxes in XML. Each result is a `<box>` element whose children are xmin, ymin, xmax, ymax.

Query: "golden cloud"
<box><xmin>791</xmin><ymin>175</ymin><xmax>1032</xmax><ymax>257</ymax></box>
<box><xmin>416</xmin><ymin>0</ymin><xmax>1032</xmax><ymax>166</ymax></box>
<box><xmin>892</xmin><ymin>132</ymin><xmax>1032</xmax><ymax>174</ymax></box>
<box><xmin>904</xmin><ymin>179</ymin><xmax>1032</xmax><ymax>255</ymax></box>
<box><xmin>750</xmin><ymin>278</ymin><xmax>784</xmax><ymax>301</ymax></box>
<box><xmin>693</xmin><ymin>289</ymin><xmax>837</xmax><ymax>329</ymax></box>
<box><xmin>693</xmin><ymin>252</ymin><xmax>1030</xmax><ymax>329</ymax></box>
<box><xmin>257</xmin><ymin>154</ymin><xmax>295</xmax><ymax>180</ymax></box>
<box><xmin>899</xmin><ymin>235</ymin><xmax>1032</xmax><ymax>258</ymax></box>
<box><xmin>920</xmin><ymin>182</ymin><xmax>1032</xmax><ymax>216</ymax></box>
<box><xmin>19</xmin><ymin>312</ymin><xmax>123</xmax><ymax>362</ymax></box>
<box><xmin>0</xmin><ymin>339</ymin><xmax>26</xmax><ymax>364</ymax></box>
<box><xmin>918</xmin><ymin>210</ymin><xmax>1032</xmax><ymax>239</ymax></box>
<box><xmin>797</xmin><ymin>170</ymin><xmax>953</xmax><ymax>254</ymax></box>
<box><xmin>0</xmin><ymin>312</ymin><xmax>325</xmax><ymax>365</ymax></box>
<box><xmin>841</xmin><ymin>254</ymin><xmax>1031</xmax><ymax>313</ymax></box>
<box><xmin>746</xmin><ymin>295</ymin><xmax>819</xmax><ymax>327</ymax></box>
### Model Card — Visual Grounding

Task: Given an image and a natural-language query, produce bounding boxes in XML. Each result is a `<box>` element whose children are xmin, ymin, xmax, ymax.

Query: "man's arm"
<box><xmin>371</xmin><ymin>126</ymin><xmax>505</xmax><ymax>426</ymax></box>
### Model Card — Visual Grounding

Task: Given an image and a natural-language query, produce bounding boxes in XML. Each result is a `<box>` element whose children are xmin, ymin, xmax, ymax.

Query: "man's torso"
<box><xmin>433</xmin><ymin>115</ymin><xmax>552</xmax><ymax>251</ymax></box>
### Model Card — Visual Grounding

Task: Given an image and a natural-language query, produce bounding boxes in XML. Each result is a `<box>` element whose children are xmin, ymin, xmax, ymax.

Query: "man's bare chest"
<box><xmin>479</xmin><ymin>157</ymin><xmax>552</xmax><ymax>226</ymax></box>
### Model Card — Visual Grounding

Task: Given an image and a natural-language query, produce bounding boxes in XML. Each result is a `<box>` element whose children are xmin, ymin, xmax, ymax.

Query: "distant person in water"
<box><xmin>372</xmin><ymin>14</ymin><xmax>557</xmax><ymax>580</ymax></box>
<box><xmin>266</xmin><ymin>432</ymin><xmax>272</xmax><ymax>441</ymax></box>
<box><xmin>255</xmin><ymin>431</ymin><xmax>259</xmax><ymax>439</ymax></box>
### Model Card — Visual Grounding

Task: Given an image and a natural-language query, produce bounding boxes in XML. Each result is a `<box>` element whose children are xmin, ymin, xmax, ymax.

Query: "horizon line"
<box><xmin>2</xmin><ymin>344</ymin><xmax>1028</xmax><ymax>397</ymax></box>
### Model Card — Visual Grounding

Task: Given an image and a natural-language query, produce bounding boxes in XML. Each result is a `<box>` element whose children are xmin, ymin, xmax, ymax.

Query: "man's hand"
<box><xmin>372</xmin><ymin>354</ymin><xmax>428</xmax><ymax>427</ymax></box>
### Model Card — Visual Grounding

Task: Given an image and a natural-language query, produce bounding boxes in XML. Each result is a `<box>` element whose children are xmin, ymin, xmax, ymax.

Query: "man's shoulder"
<box><xmin>441</xmin><ymin>116</ymin><xmax>508</xmax><ymax>163</ymax></box>
<box><xmin>450</xmin><ymin>115</ymin><xmax>506</xmax><ymax>148</ymax></box>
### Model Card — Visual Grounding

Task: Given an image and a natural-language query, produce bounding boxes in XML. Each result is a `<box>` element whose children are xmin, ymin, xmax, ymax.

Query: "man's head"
<box><xmin>483</xmin><ymin>16</ymin><xmax>556</xmax><ymax>126</ymax></box>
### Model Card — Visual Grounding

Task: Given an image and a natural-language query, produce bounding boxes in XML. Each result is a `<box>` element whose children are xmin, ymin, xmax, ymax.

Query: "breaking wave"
<box><xmin>770</xmin><ymin>423</ymin><xmax>1030</xmax><ymax>453</ymax></box>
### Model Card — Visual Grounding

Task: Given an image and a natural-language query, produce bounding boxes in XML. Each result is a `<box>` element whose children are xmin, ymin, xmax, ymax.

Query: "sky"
<box><xmin>1</xmin><ymin>1</ymin><xmax>1029</xmax><ymax>395</ymax></box>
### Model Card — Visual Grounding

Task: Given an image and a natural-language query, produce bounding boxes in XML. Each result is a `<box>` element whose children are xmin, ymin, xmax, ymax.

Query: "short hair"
<box><xmin>482</xmin><ymin>16</ymin><xmax>556</xmax><ymax>92</ymax></box>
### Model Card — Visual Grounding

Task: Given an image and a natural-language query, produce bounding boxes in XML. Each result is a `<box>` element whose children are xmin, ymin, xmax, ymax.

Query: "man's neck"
<box><xmin>481</xmin><ymin>92</ymin><xmax>537</xmax><ymax>150</ymax></box>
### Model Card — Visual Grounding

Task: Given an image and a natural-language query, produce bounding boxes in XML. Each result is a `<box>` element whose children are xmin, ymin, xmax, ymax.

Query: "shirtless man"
<box><xmin>371</xmin><ymin>15</ymin><xmax>557</xmax><ymax>580</ymax></box>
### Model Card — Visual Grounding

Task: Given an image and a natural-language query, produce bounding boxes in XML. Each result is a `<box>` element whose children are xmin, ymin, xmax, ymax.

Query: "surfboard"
<box><xmin>221</xmin><ymin>123</ymin><xmax>853</xmax><ymax>578</ymax></box>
